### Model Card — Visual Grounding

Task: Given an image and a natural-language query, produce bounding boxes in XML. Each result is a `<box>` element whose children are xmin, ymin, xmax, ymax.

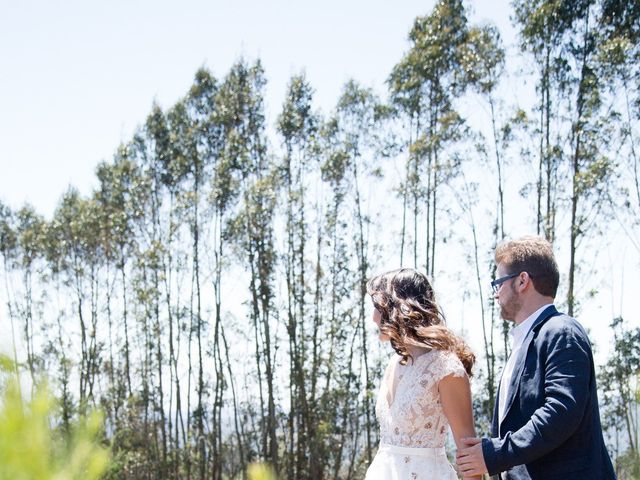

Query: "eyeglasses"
<box><xmin>491</xmin><ymin>272</ymin><xmax>519</xmax><ymax>294</ymax></box>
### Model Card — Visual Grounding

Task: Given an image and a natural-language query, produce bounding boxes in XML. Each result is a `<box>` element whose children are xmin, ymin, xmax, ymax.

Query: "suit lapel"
<box><xmin>499</xmin><ymin>305</ymin><xmax>558</xmax><ymax>434</ymax></box>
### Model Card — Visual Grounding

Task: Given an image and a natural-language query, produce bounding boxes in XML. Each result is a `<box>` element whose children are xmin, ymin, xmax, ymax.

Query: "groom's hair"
<box><xmin>495</xmin><ymin>236</ymin><xmax>559</xmax><ymax>298</ymax></box>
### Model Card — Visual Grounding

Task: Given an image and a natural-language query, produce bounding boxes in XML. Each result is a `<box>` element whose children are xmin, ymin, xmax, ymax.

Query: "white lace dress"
<box><xmin>365</xmin><ymin>349</ymin><xmax>467</xmax><ymax>480</ymax></box>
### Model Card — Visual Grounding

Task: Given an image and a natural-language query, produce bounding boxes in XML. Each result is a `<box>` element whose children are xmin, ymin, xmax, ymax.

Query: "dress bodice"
<box><xmin>375</xmin><ymin>349</ymin><xmax>467</xmax><ymax>448</ymax></box>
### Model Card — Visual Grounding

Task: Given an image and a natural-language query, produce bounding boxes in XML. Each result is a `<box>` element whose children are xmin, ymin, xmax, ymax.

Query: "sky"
<box><xmin>0</xmin><ymin>0</ymin><xmax>513</xmax><ymax>218</ymax></box>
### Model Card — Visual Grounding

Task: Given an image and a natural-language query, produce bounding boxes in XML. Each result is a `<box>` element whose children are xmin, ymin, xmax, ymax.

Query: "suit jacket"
<box><xmin>482</xmin><ymin>305</ymin><xmax>616</xmax><ymax>479</ymax></box>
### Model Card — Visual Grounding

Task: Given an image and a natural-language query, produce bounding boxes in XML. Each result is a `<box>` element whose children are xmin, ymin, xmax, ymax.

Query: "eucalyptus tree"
<box><xmin>0</xmin><ymin>202</ymin><xmax>18</xmax><ymax>366</ymax></box>
<box><xmin>319</xmin><ymin>116</ymin><xmax>365</xmax><ymax>480</ymax></box>
<box><xmin>40</xmin><ymin>207</ymin><xmax>74</xmax><ymax>433</ymax></box>
<box><xmin>599</xmin><ymin>0</ymin><xmax>640</xmax><ymax>249</ymax></box>
<box><xmin>564</xmin><ymin>1</ymin><xmax>616</xmax><ymax>316</ymax></box>
<box><xmin>598</xmin><ymin>317</ymin><xmax>640</xmax><ymax>476</ymax></box>
<box><xmin>322</xmin><ymin>79</ymin><xmax>381</xmax><ymax>468</ymax></box>
<box><xmin>48</xmin><ymin>190</ymin><xmax>104</xmax><ymax>405</ymax></box>
<box><xmin>95</xmin><ymin>146</ymin><xmax>148</xmax><ymax>400</ymax></box>
<box><xmin>317</xmin><ymin>117</ymin><xmax>360</xmax><ymax>480</ymax></box>
<box><xmin>165</xmin><ymin>100</ymin><xmax>201</xmax><ymax>471</ymax></box>
<box><xmin>276</xmin><ymin>73</ymin><xmax>320</xmax><ymax>480</ymax></box>
<box><xmin>178</xmin><ymin>67</ymin><xmax>224</xmax><ymax>480</ymax></box>
<box><xmin>461</xmin><ymin>24</ymin><xmax>507</xmax><ymax>237</ymax></box>
<box><xmin>220</xmin><ymin>59</ymin><xmax>280</xmax><ymax>472</ymax></box>
<box><xmin>184</xmin><ymin>66</ymin><xmax>240</xmax><ymax>480</ymax></box>
<box><xmin>13</xmin><ymin>205</ymin><xmax>46</xmax><ymax>385</ymax></box>
<box><xmin>512</xmin><ymin>0</ymin><xmax>576</xmax><ymax>241</ymax></box>
<box><xmin>458</xmin><ymin>23</ymin><xmax>508</xmax><ymax>417</ymax></box>
<box><xmin>514</xmin><ymin>0</ymin><xmax>617</xmax><ymax>316</ymax></box>
<box><xmin>94</xmin><ymin>142</ymin><xmax>157</xmax><ymax>474</ymax></box>
<box><xmin>208</xmin><ymin>71</ymin><xmax>252</xmax><ymax>478</ymax></box>
<box><xmin>143</xmin><ymin>102</ymin><xmax>189</xmax><ymax>474</ymax></box>
<box><xmin>133</xmin><ymin>90</ymin><xmax>213</xmax><ymax>478</ymax></box>
<box><xmin>0</xmin><ymin>202</ymin><xmax>17</xmax><ymax>269</ymax></box>
<box><xmin>388</xmin><ymin>0</ymin><xmax>473</xmax><ymax>275</ymax></box>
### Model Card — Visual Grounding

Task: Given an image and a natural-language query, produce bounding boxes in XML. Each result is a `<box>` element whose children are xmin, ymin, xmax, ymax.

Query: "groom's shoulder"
<box><xmin>537</xmin><ymin>312</ymin><xmax>592</xmax><ymax>346</ymax></box>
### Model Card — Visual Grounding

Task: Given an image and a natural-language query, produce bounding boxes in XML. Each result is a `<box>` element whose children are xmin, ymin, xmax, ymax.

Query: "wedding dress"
<box><xmin>365</xmin><ymin>349</ymin><xmax>466</xmax><ymax>480</ymax></box>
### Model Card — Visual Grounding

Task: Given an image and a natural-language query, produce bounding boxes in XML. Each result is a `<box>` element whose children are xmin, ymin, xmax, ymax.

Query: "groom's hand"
<box><xmin>456</xmin><ymin>437</ymin><xmax>488</xmax><ymax>478</ymax></box>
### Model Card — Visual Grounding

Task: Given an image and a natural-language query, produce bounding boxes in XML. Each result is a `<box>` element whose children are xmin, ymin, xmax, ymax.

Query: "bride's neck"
<box><xmin>407</xmin><ymin>344</ymin><xmax>430</xmax><ymax>358</ymax></box>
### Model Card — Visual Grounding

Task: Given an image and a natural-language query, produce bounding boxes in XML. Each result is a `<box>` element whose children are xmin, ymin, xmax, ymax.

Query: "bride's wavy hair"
<box><xmin>367</xmin><ymin>268</ymin><xmax>475</xmax><ymax>375</ymax></box>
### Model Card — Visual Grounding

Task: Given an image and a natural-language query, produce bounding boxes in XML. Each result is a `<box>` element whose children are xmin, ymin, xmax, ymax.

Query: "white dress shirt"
<box><xmin>498</xmin><ymin>304</ymin><xmax>554</xmax><ymax>423</ymax></box>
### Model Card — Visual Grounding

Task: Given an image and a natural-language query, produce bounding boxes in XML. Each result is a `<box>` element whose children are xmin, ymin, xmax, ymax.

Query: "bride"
<box><xmin>365</xmin><ymin>268</ymin><xmax>480</xmax><ymax>480</ymax></box>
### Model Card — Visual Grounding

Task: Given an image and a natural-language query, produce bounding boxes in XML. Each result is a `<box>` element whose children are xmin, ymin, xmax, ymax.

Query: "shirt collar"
<box><xmin>510</xmin><ymin>303</ymin><xmax>554</xmax><ymax>345</ymax></box>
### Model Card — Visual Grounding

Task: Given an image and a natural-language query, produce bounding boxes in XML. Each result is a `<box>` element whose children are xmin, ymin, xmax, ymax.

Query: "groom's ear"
<box><xmin>519</xmin><ymin>272</ymin><xmax>533</xmax><ymax>290</ymax></box>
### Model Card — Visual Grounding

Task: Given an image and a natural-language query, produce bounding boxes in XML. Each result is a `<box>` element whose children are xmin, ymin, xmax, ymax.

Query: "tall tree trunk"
<box><xmin>568</xmin><ymin>11</ymin><xmax>592</xmax><ymax>317</ymax></box>
<box><xmin>352</xmin><ymin>155</ymin><xmax>372</xmax><ymax>463</ymax></box>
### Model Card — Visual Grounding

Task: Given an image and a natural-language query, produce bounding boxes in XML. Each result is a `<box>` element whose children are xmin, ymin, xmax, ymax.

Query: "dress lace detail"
<box><xmin>364</xmin><ymin>349</ymin><xmax>466</xmax><ymax>480</ymax></box>
<box><xmin>376</xmin><ymin>349</ymin><xmax>467</xmax><ymax>448</ymax></box>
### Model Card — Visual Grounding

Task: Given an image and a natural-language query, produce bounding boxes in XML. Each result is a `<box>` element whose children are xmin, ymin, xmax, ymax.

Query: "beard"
<box><xmin>500</xmin><ymin>303</ymin><xmax>515</xmax><ymax>321</ymax></box>
<box><xmin>499</xmin><ymin>286</ymin><xmax>521</xmax><ymax>321</ymax></box>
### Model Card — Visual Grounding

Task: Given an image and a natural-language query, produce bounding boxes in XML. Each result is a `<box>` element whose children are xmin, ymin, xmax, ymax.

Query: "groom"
<box><xmin>456</xmin><ymin>236</ymin><xmax>616</xmax><ymax>479</ymax></box>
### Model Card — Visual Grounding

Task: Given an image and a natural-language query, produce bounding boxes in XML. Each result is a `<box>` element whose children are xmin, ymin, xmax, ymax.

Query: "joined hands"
<box><xmin>456</xmin><ymin>437</ymin><xmax>487</xmax><ymax>479</ymax></box>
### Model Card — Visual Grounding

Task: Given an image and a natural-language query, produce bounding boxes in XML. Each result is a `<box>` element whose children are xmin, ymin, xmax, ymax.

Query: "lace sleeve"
<box><xmin>428</xmin><ymin>350</ymin><xmax>467</xmax><ymax>384</ymax></box>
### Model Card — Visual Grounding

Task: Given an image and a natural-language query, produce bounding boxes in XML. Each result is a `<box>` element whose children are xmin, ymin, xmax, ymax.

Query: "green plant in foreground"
<box><xmin>247</xmin><ymin>462</ymin><xmax>277</xmax><ymax>480</ymax></box>
<box><xmin>0</xmin><ymin>361</ymin><xmax>109</xmax><ymax>480</ymax></box>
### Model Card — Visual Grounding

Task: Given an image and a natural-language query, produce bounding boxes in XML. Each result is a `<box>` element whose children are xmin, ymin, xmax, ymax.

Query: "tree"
<box><xmin>322</xmin><ymin>79</ymin><xmax>382</xmax><ymax>469</ymax></box>
<box><xmin>0</xmin><ymin>202</ymin><xmax>18</xmax><ymax>367</ymax></box>
<box><xmin>599</xmin><ymin>0</ymin><xmax>640</xmax><ymax>252</ymax></box>
<box><xmin>15</xmin><ymin>205</ymin><xmax>47</xmax><ymax>386</ymax></box>
<box><xmin>599</xmin><ymin>317</ymin><xmax>640</xmax><ymax>478</ymax></box>
<box><xmin>276</xmin><ymin>73</ymin><xmax>320</xmax><ymax>480</ymax></box>
<box><xmin>48</xmin><ymin>191</ymin><xmax>103</xmax><ymax>405</ymax></box>
<box><xmin>514</xmin><ymin>0</ymin><xmax>615</xmax><ymax>316</ymax></box>
<box><xmin>457</xmin><ymin>22</ymin><xmax>508</xmax><ymax>420</ymax></box>
<box><xmin>512</xmin><ymin>0</ymin><xmax>577</xmax><ymax>242</ymax></box>
<box><xmin>388</xmin><ymin>0</ymin><xmax>472</xmax><ymax>274</ymax></box>
<box><xmin>221</xmin><ymin>59</ymin><xmax>280</xmax><ymax>473</ymax></box>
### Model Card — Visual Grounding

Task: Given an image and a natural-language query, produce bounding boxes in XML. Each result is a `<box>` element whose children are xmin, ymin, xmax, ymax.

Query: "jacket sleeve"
<box><xmin>482</xmin><ymin>321</ymin><xmax>592</xmax><ymax>475</ymax></box>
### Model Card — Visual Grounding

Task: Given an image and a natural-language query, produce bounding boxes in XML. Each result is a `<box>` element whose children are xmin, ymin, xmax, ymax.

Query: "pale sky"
<box><xmin>0</xmin><ymin>0</ymin><xmax>513</xmax><ymax>217</ymax></box>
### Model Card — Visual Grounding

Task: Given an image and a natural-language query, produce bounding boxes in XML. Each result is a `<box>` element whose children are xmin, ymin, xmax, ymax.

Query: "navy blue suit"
<box><xmin>482</xmin><ymin>305</ymin><xmax>616</xmax><ymax>479</ymax></box>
